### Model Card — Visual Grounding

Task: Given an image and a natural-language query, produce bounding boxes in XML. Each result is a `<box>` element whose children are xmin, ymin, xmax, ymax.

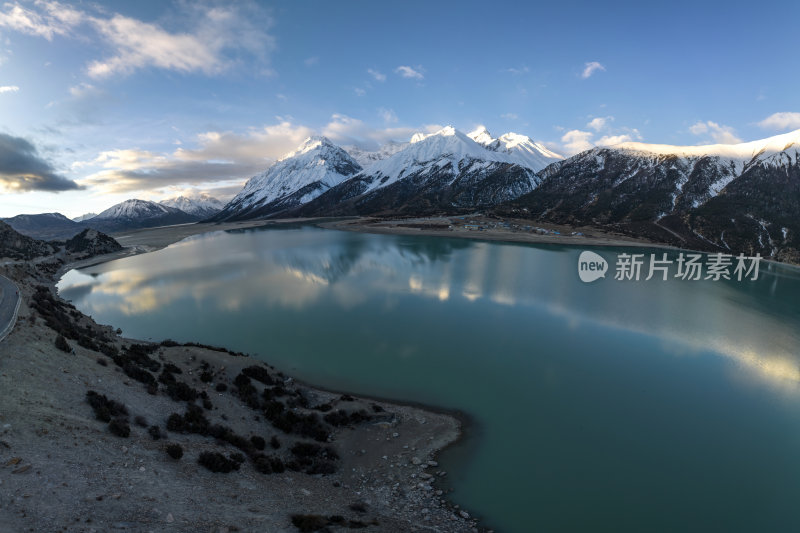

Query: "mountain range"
<box><xmin>208</xmin><ymin>125</ymin><xmax>798</xmax><ymax>262</ymax></box>
<box><xmin>4</xmin><ymin>195</ymin><xmax>224</xmax><ymax>240</ymax></box>
<box><xmin>4</xmin><ymin>124</ymin><xmax>799</xmax><ymax>263</ymax></box>
<box><xmin>212</xmin><ymin>125</ymin><xmax>563</xmax><ymax>220</ymax></box>
<box><xmin>503</xmin><ymin>129</ymin><xmax>800</xmax><ymax>262</ymax></box>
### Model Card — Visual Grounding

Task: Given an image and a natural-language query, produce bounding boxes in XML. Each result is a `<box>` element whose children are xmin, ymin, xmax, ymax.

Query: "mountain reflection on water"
<box><xmin>59</xmin><ymin>226</ymin><xmax>800</xmax><ymax>389</ymax></box>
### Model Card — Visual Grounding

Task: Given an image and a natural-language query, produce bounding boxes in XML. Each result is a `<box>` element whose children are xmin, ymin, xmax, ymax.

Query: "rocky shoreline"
<box><xmin>0</xmin><ymin>236</ymin><xmax>485</xmax><ymax>532</ymax></box>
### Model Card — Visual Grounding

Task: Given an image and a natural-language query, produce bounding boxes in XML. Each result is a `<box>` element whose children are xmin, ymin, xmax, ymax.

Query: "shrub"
<box><xmin>148</xmin><ymin>425</ymin><xmax>162</xmax><ymax>440</ymax></box>
<box><xmin>108</xmin><ymin>417</ymin><xmax>130</xmax><ymax>438</ymax></box>
<box><xmin>167</xmin><ymin>404</ymin><xmax>210</xmax><ymax>435</ymax></box>
<box><xmin>241</xmin><ymin>365</ymin><xmax>275</xmax><ymax>385</ymax></box>
<box><xmin>215</xmin><ymin>383</ymin><xmax>227</xmax><ymax>392</ymax></box>
<box><xmin>250</xmin><ymin>435</ymin><xmax>266</xmax><ymax>451</ymax></box>
<box><xmin>290</xmin><ymin>514</ymin><xmax>330</xmax><ymax>532</ymax></box>
<box><xmin>270</xmin><ymin>436</ymin><xmax>281</xmax><ymax>449</ymax></box>
<box><xmin>134</xmin><ymin>415</ymin><xmax>148</xmax><ymax>427</ymax></box>
<box><xmin>122</xmin><ymin>363</ymin><xmax>156</xmax><ymax>386</ymax></box>
<box><xmin>165</xmin><ymin>443</ymin><xmax>183</xmax><ymax>460</ymax></box>
<box><xmin>55</xmin><ymin>334</ymin><xmax>71</xmax><ymax>353</ymax></box>
<box><xmin>164</xmin><ymin>380</ymin><xmax>199</xmax><ymax>402</ymax></box>
<box><xmin>163</xmin><ymin>363</ymin><xmax>182</xmax><ymax>374</ymax></box>
<box><xmin>349</xmin><ymin>501</ymin><xmax>368</xmax><ymax>514</ymax></box>
<box><xmin>198</xmin><ymin>451</ymin><xmax>240</xmax><ymax>473</ymax></box>
<box><xmin>86</xmin><ymin>390</ymin><xmax>128</xmax><ymax>422</ymax></box>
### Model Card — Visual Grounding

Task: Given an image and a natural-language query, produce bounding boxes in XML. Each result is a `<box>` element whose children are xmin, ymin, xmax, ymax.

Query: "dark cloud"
<box><xmin>0</xmin><ymin>133</ymin><xmax>81</xmax><ymax>192</ymax></box>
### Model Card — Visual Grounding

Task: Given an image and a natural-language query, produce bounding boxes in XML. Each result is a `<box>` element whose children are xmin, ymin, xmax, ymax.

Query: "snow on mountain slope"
<box><xmin>617</xmin><ymin>128</ymin><xmax>800</xmax><ymax>160</ymax></box>
<box><xmin>468</xmin><ymin>126</ymin><xmax>564</xmax><ymax>172</ymax></box>
<box><xmin>72</xmin><ymin>212</ymin><xmax>98</xmax><ymax>222</ymax></box>
<box><xmin>214</xmin><ymin>136</ymin><xmax>362</xmax><ymax>221</ymax></box>
<box><xmin>94</xmin><ymin>199</ymin><xmax>178</xmax><ymax>220</ymax></box>
<box><xmin>160</xmin><ymin>194</ymin><xmax>224</xmax><ymax>218</ymax></box>
<box><xmin>359</xmin><ymin>126</ymin><xmax>519</xmax><ymax>193</ymax></box>
<box><xmin>296</xmin><ymin>126</ymin><xmax>544</xmax><ymax>216</ymax></box>
<box><xmin>344</xmin><ymin>141</ymin><xmax>408</xmax><ymax>169</ymax></box>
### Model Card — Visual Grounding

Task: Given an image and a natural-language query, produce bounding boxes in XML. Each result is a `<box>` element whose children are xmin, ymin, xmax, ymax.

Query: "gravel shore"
<box><xmin>0</xmin><ymin>228</ymin><xmax>484</xmax><ymax>533</ymax></box>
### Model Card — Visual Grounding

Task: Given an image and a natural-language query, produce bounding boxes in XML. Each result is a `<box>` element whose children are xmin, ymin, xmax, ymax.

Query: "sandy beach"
<box><xmin>0</xmin><ymin>223</ymin><xmax>484</xmax><ymax>533</ymax></box>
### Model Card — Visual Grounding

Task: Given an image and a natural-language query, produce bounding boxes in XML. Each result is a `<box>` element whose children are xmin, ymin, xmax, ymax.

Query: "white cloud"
<box><xmin>501</xmin><ymin>113</ymin><xmax>518</xmax><ymax>120</ymax></box>
<box><xmin>560</xmin><ymin>126</ymin><xmax>641</xmax><ymax>155</ymax></box>
<box><xmin>379</xmin><ymin>108</ymin><xmax>398</xmax><ymax>124</ymax></box>
<box><xmin>321</xmin><ymin>114</ymin><xmax>441</xmax><ymax>149</ymax></box>
<box><xmin>503</xmin><ymin>66</ymin><xmax>529</xmax><ymax>75</ymax></box>
<box><xmin>587</xmin><ymin>116</ymin><xmax>613</xmax><ymax>131</ymax></box>
<box><xmin>561</xmin><ymin>130</ymin><xmax>594</xmax><ymax>154</ymax></box>
<box><xmin>757</xmin><ymin>112</ymin><xmax>800</xmax><ymax>131</ymax></box>
<box><xmin>304</xmin><ymin>56</ymin><xmax>319</xmax><ymax>67</ymax></box>
<box><xmin>0</xmin><ymin>1</ymin><xmax>276</xmax><ymax>79</ymax></box>
<box><xmin>77</xmin><ymin>120</ymin><xmax>315</xmax><ymax>193</ymax></box>
<box><xmin>596</xmin><ymin>134</ymin><xmax>633</xmax><ymax>146</ymax></box>
<box><xmin>353</xmin><ymin>87</ymin><xmax>365</xmax><ymax>96</ymax></box>
<box><xmin>367</xmin><ymin>68</ymin><xmax>386</xmax><ymax>82</ymax></box>
<box><xmin>581</xmin><ymin>61</ymin><xmax>605</xmax><ymax>79</ymax></box>
<box><xmin>395</xmin><ymin>65</ymin><xmax>424</xmax><ymax>80</ymax></box>
<box><xmin>689</xmin><ymin>121</ymin><xmax>742</xmax><ymax>144</ymax></box>
<box><xmin>0</xmin><ymin>85</ymin><xmax>19</xmax><ymax>93</ymax></box>
<box><xmin>0</xmin><ymin>1</ymin><xmax>82</xmax><ymax>40</ymax></box>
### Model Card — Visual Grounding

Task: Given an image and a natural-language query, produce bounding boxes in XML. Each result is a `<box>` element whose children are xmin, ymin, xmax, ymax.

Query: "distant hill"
<box><xmin>82</xmin><ymin>199</ymin><xmax>199</xmax><ymax>233</ymax></box>
<box><xmin>64</xmin><ymin>228</ymin><xmax>123</xmax><ymax>259</ymax></box>
<box><xmin>2</xmin><ymin>213</ymin><xmax>84</xmax><ymax>240</ymax></box>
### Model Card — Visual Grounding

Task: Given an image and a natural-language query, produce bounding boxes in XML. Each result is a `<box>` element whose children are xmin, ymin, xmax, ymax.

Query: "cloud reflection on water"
<box><xmin>57</xmin><ymin>226</ymin><xmax>800</xmax><ymax>389</ymax></box>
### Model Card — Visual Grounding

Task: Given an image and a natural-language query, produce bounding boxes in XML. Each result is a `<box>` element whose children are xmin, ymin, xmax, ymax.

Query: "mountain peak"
<box><xmin>410</xmin><ymin>126</ymin><xmax>459</xmax><ymax>144</ymax></box>
<box><xmin>468</xmin><ymin>126</ymin><xmax>496</xmax><ymax>146</ymax></box>
<box><xmin>280</xmin><ymin>135</ymin><xmax>338</xmax><ymax>161</ymax></box>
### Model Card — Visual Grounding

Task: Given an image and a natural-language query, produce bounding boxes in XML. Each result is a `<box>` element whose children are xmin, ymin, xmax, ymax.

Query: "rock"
<box><xmin>12</xmin><ymin>464</ymin><xmax>31</xmax><ymax>474</ymax></box>
<box><xmin>428</xmin><ymin>460</ymin><xmax>438</xmax><ymax>467</ymax></box>
<box><xmin>411</xmin><ymin>457</ymin><xmax>422</xmax><ymax>465</ymax></box>
<box><xmin>459</xmin><ymin>510</ymin><xmax>470</xmax><ymax>519</ymax></box>
<box><xmin>419</xmin><ymin>473</ymin><xmax>433</xmax><ymax>480</ymax></box>
<box><xmin>166</xmin><ymin>513</ymin><xmax>174</xmax><ymax>523</ymax></box>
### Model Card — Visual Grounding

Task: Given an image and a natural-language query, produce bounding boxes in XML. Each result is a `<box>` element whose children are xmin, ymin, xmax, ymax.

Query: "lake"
<box><xmin>57</xmin><ymin>224</ymin><xmax>800</xmax><ymax>532</ymax></box>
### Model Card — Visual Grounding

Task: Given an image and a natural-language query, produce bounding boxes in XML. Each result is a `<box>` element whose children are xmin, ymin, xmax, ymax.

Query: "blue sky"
<box><xmin>0</xmin><ymin>0</ymin><xmax>798</xmax><ymax>218</ymax></box>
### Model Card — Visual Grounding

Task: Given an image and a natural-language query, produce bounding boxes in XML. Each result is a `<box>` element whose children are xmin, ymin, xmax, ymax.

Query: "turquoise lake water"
<box><xmin>57</xmin><ymin>224</ymin><xmax>800</xmax><ymax>532</ymax></box>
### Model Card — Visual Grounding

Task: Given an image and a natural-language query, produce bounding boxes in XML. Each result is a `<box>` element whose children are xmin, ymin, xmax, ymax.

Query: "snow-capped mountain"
<box><xmin>212</xmin><ymin>136</ymin><xmax>362</xmax><ymax>221</ymax></box>
<box><xmin>508</xmin><ymin>128</ymin><xmax>800</xmax><ymax>262</ymax></box>
<box><xmin>344</xmin><ymin>141</ymin><xmax>408</xmax><ymax>169</ymax></box>
<box><xmin>90</xmin><ymin>199</ymin><xmax>199</xmax><ymax>233</ymax></box>
<box><xmin>160</xmin><ymin>194</ymin><xmax>224</xmax><ymax>219</ymax></box>
<box><xmin>297</xmin><ymin>126</ymin><xmax>541</xmax><ymax>216</ymax></box>
<box><xmin>468</xmin><ymin>126</ymin><xmax>563</xmax><ymax>172</ymax></box>
<box><xmin>72</xmin><ymin>212</ymin><xmax>98</xmax><ymax>223</ymax></box>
